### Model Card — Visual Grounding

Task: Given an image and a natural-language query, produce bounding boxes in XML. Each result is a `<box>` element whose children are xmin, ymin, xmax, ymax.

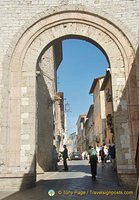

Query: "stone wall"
<box><xmin>0</xmin><ymin>0</ymin><xmax>138</xmax><ymax>190</ymax></box>
<box><xmin>36</xmin><ymin>46</ymin><xmax>54</xmax><ymax>173</ymax></box>
<box><xmin>36</xmin><ymin>42</ymin><xmax>62</xmax><ymax>173</ymax></box>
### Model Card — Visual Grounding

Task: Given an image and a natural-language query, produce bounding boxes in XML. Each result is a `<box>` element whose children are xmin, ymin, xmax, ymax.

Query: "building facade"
<box><xmin>36</xmin><ymin>42</ymin><xmax>62</xmax><ymax>174</ymax></box>
<box><xmin>0</xmin><ymin>0</ymin><xmax>138</xmax><ymax>190</ymax></box>
<box><xmin>67</xmin><ymin>132</ymin><xmax>78</xmax><ymax>154</ymax></box>
<box><xmin>76</xmin><ymin>114</ymin><xmax>87</xmax><ymax>153</ymax></box>
<box><xmin>84</xmin><ymin>105</ymin><xmax>95</xmax><ymax>150</ymax></box>
<box><xmin>89</xmin><ymin>76</ymin><xmax>106</xmax><ymax>147</ymax></box>
<box><xmin>101</xmin><ymin>69</ymin><xmax>114</xmax><ymax>146</ymax></box>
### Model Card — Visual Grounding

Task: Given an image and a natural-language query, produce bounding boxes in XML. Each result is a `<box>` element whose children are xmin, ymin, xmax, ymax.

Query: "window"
<box><xmin>106</xmin><ymin>88</ymin><xmax>112</xmax><ymax>102</ymax></box>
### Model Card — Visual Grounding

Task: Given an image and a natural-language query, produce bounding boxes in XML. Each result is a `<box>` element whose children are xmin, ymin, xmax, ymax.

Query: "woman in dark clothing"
<box><xmin>63</xmin><ymin>145</ymin><xmax>68</xmax><ymax>171</ymax></box>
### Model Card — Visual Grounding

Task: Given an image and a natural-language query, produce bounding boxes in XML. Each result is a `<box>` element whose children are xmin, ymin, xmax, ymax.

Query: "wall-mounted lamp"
<box><xmin>65</xmin><ymin>103</ymin><xmax>70</xmax><ymax>112</ymax></box>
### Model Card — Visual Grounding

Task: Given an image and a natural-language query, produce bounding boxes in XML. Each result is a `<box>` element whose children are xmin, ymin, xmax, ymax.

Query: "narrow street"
<box><xmin>0</xmin><ymin>160</ymin><xmax>135</xmax><ymax>200</ymax></box>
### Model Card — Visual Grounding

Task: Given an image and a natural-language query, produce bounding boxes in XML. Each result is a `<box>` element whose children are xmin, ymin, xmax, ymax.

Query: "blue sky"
<box><xmin>57</xmin><ymin>39</ymin><xmax>108</xmax><ymax>137</ymax></box>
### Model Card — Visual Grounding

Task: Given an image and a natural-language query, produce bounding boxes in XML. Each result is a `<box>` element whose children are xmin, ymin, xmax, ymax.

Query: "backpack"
<box><xmin>90</xmin><ymin>149</ymin><xmax>97</xmax><ymax>161</ymax></box>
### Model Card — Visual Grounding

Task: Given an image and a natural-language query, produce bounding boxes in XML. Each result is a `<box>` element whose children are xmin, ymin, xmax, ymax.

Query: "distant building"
<box><xmin>76</xmin><ymin>113</ymin><xmax>87</xmax><ymax>152</ymax></box>
<box><xmin>70</xmin><ymin>132</ymin><xmax>78</xmax><ymax>152</ymax></box>
<box><xmin>84</xmin><ymin>105</ymin><xmax>95</xmax><ymax>150</ymax></box>
<box><xmin>67</xmin><ymin>132</ymin><xmax>78</xmax><ymax>154</ymax></box>
<box><xmin>66</xmin><ymin>135</ymin><xmax>72</xmax><ymax>155</ymax></box>
<box><xmin>101</xmin><ymin>69</ymin><xmax>114</xmax><ymax>146</ymax></box>
<box><xmin>89</xmin><ymin>76</ymin><xmax>106</xmax><ymax>147</ymax></box>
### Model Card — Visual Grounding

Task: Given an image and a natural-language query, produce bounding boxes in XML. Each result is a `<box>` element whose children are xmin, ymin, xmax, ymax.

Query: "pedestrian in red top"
<box><xmin>99</xmin><ymin>146</ymin><xmax>105</xmax><ymax>167</ymax></box>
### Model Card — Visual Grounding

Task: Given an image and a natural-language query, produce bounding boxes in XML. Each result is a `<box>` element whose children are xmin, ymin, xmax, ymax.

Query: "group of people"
<box><xmin>88</xmin><ymin>144</ymin><xmax>116</xmax><ymax>180</ymax></box>
<box><xmin>52</xmin><ymin>144</ymin><xmax>68</xmax><ymax>171</ymax></box>
<box><xmin>52</xmin><ymin>143</ymin><xmax>116</xmax><ymax>179</ymax></box>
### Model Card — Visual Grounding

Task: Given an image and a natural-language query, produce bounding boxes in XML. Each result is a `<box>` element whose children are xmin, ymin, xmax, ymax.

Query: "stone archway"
<box><xmin>1</xmin><ymin>5</ymin><xmax>138</xmax><ymax>190</ymax></box>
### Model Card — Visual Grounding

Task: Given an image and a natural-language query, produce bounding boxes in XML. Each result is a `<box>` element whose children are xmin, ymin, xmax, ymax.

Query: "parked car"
<box><xmin>69</xmin><ymin>152</ymin><xmax>82</xmax><ymax>160</ymax></box>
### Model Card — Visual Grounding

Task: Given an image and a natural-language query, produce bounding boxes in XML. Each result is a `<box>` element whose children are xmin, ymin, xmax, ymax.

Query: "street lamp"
<box><xmin>65</xmin><ymin>103</ymin><xmax>70</xmax><ymax>112</ymax></box>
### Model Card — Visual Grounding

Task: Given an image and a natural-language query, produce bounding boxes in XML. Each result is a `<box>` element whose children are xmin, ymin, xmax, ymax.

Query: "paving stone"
<box><xmin>0</xmin><ymin>160</ymin><xmax>135</xmax><ymax>200</ymax></box>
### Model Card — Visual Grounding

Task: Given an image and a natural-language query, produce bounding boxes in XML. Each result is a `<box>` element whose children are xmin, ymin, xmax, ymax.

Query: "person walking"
<box><xmin>110</xmin><ymin>144</ymin><xmax>116</xmax><ymax>170</ymax></box>
<box><xmin>82</xmin><ymin>152</ymin><xmax>85</xmax><ymax>160</ymax></box>
<box><xmin>88</xmin><ymin>145</ymin><xmax>98</xmax><ymax>180</ymax></box>
<box><xmin>99</xmin><ymin>146</ymin><xmax>105</xmax><ymax>167</ymax></box>
<box><xmin>63</xmin><ymin>145</ymin><xmax>68</xmax><ymax>171</ymax></box>
<box><xmin>96</xmin><ymin>146</ymin><xmax>100</xmax><ymax>163</ymax></box>
<box><xmin>104</xmin><ymin>146</ymin><xmax>108</xmax><ymax>163</ymax></box>
<box><xmin>52</xmin><ymin>145</ymin><xmax>58</xmax><ymax>171</ymax></box>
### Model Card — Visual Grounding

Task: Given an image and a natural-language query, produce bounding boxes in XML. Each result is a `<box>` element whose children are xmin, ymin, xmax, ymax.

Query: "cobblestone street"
<box><xmin>0</xmin><ymin>160</ymin><xmax>135</xmax><ymax>200</ymax></box>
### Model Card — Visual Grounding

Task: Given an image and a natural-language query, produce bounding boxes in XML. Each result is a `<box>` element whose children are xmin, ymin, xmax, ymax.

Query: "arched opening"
<box><xmin>1</xmin><ymin>5</ymin><xmax>138</xmax><ymax>190</ymax></box>
<box><xmin>36</xmin><ymin>36</ymin><xmax>109</xmax><ymax>173</ymax></box>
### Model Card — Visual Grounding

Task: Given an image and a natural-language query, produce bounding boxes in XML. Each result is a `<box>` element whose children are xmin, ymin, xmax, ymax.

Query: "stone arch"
<box><xmin>1</xmin><ymin>5</ymin><xmax>138</xmax><ymax>189</ymax></box>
